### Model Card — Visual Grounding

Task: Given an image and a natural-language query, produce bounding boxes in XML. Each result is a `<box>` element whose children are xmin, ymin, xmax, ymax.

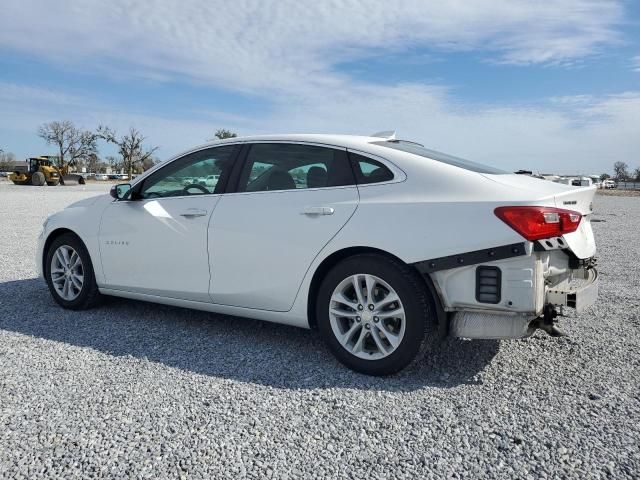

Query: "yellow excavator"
<box><xmin>9</xmin><ymin>156</ymin><xmax>85</xmax><ymax>186</ymax></box>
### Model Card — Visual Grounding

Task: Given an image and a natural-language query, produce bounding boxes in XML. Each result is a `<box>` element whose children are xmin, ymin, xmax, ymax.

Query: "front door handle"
<box><xmin>303</xmin><ymin>206</ymin><xmax>335</xmax><ymax>216</ymax></box>
<box><xmin>180</xmin><ymin>208</ymin><xmax>208</xmax><ymax>218</ymax></box>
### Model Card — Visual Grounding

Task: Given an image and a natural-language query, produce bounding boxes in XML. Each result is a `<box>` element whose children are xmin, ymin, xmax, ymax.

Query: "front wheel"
<box><xmin>316</xmin><ymin>254</ymin><xmax>437</xmax><ymax>375</ymax></box>
<box><xmin>32</xmin><ymin>171</ymin><xmax>46</xmax><ymax>186</ymax></box>
<box><xmin>44</xmin><ymin>233</ymin><xmax>102</xmax><ymax>310</ymax></box>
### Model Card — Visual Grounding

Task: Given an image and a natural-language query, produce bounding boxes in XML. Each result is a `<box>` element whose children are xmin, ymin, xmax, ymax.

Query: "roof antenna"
<box><xmin>370</xmin><ymin>130</ymin><xmax>396</xmax><ymax>140</ymax></box>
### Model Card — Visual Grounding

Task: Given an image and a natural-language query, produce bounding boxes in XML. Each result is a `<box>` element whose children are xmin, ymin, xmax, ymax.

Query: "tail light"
<box><xmin>494</xmin><ymin>206</ymin><xmax>582</xmax><ymax>241</ymax></box>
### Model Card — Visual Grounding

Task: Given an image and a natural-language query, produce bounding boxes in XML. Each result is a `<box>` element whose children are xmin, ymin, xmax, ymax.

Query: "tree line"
<box><xmin>1</xmin><ymin>123</ymin><xmax>238</xmax><ymax>178</ymax></box>
<box><xmin>609</xmin><ymin>161</ymin><xmax>640</xmax><ymax>182</ymax></box>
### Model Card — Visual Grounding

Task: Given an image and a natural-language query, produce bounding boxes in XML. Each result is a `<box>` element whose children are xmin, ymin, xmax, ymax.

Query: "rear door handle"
<box><xmin>180</xmin><ymin>208</ymin><xmax>208</xmax><ymax>218</ymax></box>
<box><xmin>303</xmin><ymin>206</ymin><xmax>335</xmax><ymax>216</ymax></box>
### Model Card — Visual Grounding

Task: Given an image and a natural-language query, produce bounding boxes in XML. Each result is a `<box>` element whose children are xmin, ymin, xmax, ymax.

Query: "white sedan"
<box><xmin>37</xmin><ymin>134</ymin><xmax>598</xmax><ymax>375</ymax></box>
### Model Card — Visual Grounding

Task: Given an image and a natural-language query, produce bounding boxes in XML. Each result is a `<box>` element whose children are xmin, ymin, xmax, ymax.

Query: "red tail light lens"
<box><xmin>494</xmin><ymin>206</ymin><xmax>582</xmax><ymax>241</ymax></box>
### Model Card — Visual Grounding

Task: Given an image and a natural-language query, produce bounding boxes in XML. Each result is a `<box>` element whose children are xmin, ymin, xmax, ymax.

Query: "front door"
<box><xmin>209</xmin><ymin>142</ymin><xmax>359</xmax><ymax>311</ymax></box>
<box><xmin>99</xmin><ymin>145</ymin><xmax>238</xmax><ymax>301</ymax></box>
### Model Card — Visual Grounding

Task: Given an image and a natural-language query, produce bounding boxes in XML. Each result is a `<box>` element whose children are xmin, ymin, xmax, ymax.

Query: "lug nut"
<box><xmin>364</xmin><ymin>324</ymin><xmax>371</xmax><ymax>330</ymax></box>
<box><xmin>357</xmin><ymin>304</ymin><xmax>363</xmax><ymax>311</ymax></box>
<box><xmin>368</xmin><ymin>304</ymin><xmax>374</xmax><ymax>311</ymax></box>
<box><xmin>356</xmin><ymin>316</ymin><xmax>361</xmax><ymax>322</ymax></box>
<box><xmin>373</xmin><ymin>316</ymin><xmax>379</xmax><ymax>323</ymax></box>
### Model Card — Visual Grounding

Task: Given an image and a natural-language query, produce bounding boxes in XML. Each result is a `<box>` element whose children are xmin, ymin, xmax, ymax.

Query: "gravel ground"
<box><xmin>0</xmin><ymin>182</ymin><xmax>638</xmax><ymax>479</ymax></box>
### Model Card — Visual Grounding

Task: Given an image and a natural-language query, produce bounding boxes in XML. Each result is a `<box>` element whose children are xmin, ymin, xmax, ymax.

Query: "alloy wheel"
<box><xmin>50</xmin><ymin>245</ymin><xmax>84</xmax><ymax>301</ymax></box>
<box><xmin>329</xmin><ymin>273</ymin><xmax>406</xmax><ymax>360</ymax></box>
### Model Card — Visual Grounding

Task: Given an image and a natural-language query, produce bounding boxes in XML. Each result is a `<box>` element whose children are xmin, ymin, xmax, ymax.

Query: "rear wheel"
<box><xmin>45</xmin><ymin>233</ymin><xmax>101</xmax><ymax>310</ymax></box>
<box><xmin>316</xmin><ymin>254</ymin><xmax>437</xmax><ymax>375</ymax></box>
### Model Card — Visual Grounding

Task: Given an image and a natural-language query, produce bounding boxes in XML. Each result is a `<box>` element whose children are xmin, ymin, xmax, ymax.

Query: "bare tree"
<box><xmin>613</xmin><ymin>161</ymin><xmax>629</xmax><ymax>181</ymax></box>
<box><xmin>85</xmin><ymin>153</ymin><xmax>100</xmax><ymax>174</ymax></box>
<box><xmin>599</xmin><ymin>173</ymin><xmax>610</xmax><ymax>181</ymax></box>
<box><xmin>98</xmin><ymin>126</ymin><xmax>158</xmax><ymax>180</ymax></box>
<box><xmin>633</xmin><ymin>167</ymin><xmax>640</xmax><ymax>182</ymax></box>
<box><xmin>0</xmin><ymin>151</ymin><xmax>17</xmax><ymax>171</ymax></box>
<box><xmin>141</xmin><ymin>156</ymin><xmax>162</xmax><ymax>171</ymax></box>
<box><xmin>213</xmin><ymin>128</ymin><xmax>237</xmax><ymax>140</ymax></box>
<box><xmin>106</xmin><ymin>155</ymin><xmax>123</xmax><ymax>174</ymax></box>
<box><xmin>38</xmin><ymin>120</ymin><xmax>97</xmax><ymax>170</ymax></box>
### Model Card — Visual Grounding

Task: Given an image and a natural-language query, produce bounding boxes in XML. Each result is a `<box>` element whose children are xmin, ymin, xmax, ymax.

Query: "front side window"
<box><xmin>238</xmin><ymin>143</ymin><xmax>354</xmax><ymax>192</ymax></box>
<box><xmin>139</xmin><ymin>145</ymin><xmax>236</xmax><ymax>199</ymax></box>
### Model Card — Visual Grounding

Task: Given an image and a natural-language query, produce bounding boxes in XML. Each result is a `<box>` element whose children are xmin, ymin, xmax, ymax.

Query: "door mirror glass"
<box><xmin>111</xmin><ymin>183</ymin><xmax>131</xmax><ymax>200</ymax></box>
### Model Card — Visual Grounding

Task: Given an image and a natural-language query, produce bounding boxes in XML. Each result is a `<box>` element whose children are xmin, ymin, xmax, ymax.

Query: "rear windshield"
<box><xmin>372</xmin><ymin>141</ymin><xmax>507</xmax><ymax>174</ymax></box>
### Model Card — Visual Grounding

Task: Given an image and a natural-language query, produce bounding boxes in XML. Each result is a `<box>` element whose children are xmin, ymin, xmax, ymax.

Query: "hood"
<box><xmin>66</xmin><ymin>194</ymin><xmax>112</xmax><ymax>209</ymax></box>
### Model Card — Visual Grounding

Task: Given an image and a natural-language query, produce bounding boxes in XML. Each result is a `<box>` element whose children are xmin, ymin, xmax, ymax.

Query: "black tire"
<box><xmin>32</xmin><ymin>171</ymin><xmax>46</xmax><ymax>186</ymax></box>
<box><xmin>316</xmin><ymin>254</ymin><xmax>437</xmax><ymax>376</ymax></box>
<box><xmin>44</xmin><ymin>233</ymin><xmax>102</xmax><ymax>310</ymax></box>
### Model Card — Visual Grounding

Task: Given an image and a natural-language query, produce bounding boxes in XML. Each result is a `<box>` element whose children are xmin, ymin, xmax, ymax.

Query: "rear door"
<box><xmin>208</xmin><ymin>142</ymin><xmax>359</xmax><ymax>311</ymax></box>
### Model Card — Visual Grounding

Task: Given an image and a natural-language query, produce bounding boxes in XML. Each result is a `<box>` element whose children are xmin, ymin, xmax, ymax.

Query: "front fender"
<box><xmin>39</xmin><ymin>195</ymin><xmax>113</xmax><ymax>285</ymax></box>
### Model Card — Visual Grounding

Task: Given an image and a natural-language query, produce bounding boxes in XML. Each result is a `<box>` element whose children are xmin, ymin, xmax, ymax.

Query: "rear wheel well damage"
<box><xmin>306</xmin><ymin>247</ymin><xmax>447</xmax><ymax>335</ymax></box>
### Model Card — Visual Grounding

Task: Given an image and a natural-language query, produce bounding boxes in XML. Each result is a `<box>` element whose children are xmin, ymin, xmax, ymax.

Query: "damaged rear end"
<box><xmin>428</xmin><ymin>176</ymin><xmax>598</xmax><ymax>339</ymax></box>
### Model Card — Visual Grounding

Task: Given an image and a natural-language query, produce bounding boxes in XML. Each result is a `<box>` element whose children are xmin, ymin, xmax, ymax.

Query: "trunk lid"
<box><xmin>551</xmin><ymin>186</ymin><xmax>596</xmax><ymax>215</ymax></box>
<box><xmin>484</xmin><ymin>174</ymin><xmax>597</xmax><ymax>259</ymax></box>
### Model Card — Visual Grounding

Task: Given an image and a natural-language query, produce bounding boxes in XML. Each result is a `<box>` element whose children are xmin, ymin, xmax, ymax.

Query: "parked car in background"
<box><xmin>37</xmin><ymin>133</ymin><xmax>598</xmax><ymax>375</ymax></box>
<box><xmin>205</xmin><ymin>174</ymin><xmax>220</xmax><ymax>187</ymax></box>
<box><xmin>555</xmin><ymin>176</ymin><xmax>592</xmax><ymax>187</ymax></box>
<box><xmin>603</xmin><ymin>179</ymin><xmax>617</xmax><ymax>189</ymax></box>
<box><xmin>95</xmin><ymin>174</ymin><xmax>109</xmax><ymax>181</ymax></box>
<box><xmin>587</xmin><ymin>176</ymin><xmax>602</xmax><ymax>188</ymax></box>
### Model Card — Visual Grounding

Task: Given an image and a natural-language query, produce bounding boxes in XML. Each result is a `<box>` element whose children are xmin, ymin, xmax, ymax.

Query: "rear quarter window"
<box><xmin>349</xmin><ymin>153</ymin><xmax>394</xmax><ymax>184</ymax></box>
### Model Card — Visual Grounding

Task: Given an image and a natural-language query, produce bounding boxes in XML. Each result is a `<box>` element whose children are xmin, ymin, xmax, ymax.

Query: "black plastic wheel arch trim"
<box><xmin>412</xmin><ymin>242</ymin><xmax>527</xmax><ymax>274</ymax></box>
<box><xmin>419</xmin><ymin>271</ymin><xmax>449</xmax><ymax>339</ymax></box>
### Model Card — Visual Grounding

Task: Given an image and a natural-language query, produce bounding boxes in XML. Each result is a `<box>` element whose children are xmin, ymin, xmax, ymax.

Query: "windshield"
<box><xmin>372</xmin><ymin>141</ymin><xmax>507</xmax><ymax>174</ymax></box>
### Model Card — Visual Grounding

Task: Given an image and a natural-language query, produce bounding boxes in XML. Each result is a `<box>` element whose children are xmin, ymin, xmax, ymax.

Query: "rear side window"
<box><xmin>238</xmin><ymin>143</ymin><xmax>355</xmax><ymax>192</ymax></box>
<box><xmin>349</xmin><ymin>153</ymin><xmax>394</xmax><ymax>184</ymax></box>
<box><xmin>372</xmin><ymin>140</ymin><xmax>506</xmax><ymax>174</ymax></box>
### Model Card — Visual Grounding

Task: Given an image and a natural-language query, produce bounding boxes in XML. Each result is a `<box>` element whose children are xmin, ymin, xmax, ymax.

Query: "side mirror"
<box><xmin>110</xmin><ymin>183</ymin><xmax>131</xmax><ymax>200</ymax></box>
